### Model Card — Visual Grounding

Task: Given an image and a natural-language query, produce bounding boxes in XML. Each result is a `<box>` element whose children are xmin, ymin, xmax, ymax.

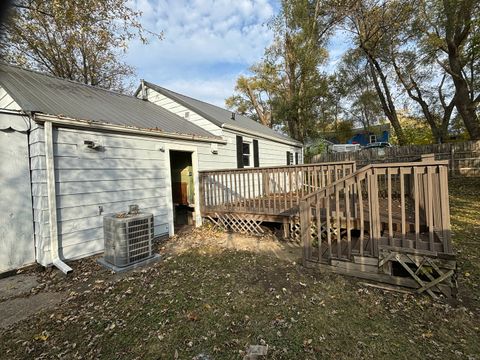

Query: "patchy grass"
<box><xmin>0</xmin><ymin>179</ymin><xmax>479</xmax><ymax>359</ymax></box>
<box><xmin>449</xmin><ymin>177</ymin><xmax>480</xmax><ymax>308</ymax></box>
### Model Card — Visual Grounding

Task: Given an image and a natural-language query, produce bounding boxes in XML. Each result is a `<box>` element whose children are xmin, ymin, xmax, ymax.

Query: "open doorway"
<box><xmin>169</xmin><ymin>150</ymin><xmax>195</xmax><ymax>233</ymax></box>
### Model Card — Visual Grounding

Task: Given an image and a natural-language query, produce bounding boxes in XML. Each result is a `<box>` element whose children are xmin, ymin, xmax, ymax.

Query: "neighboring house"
<box><xmin>347</xmin><ymin>124</ymin><xmax>390</xmax><ymax>146</ymax></box>
<box><xmin>0</xmin><ymin>63</ymin><xmax>302</xmax><ymax>274</ymax></box>
<box><xmin>135</xmin><ymin>81</ymin><xmax>303</xmax><ymax>168</ymax></box>
<box><xmin>323</xmin><ymin>124</ymin><xmax>390</xmax><ymax>146</ymax></box>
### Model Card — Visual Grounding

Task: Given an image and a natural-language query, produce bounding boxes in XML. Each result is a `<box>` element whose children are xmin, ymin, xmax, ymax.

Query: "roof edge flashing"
<box><xmin>34</xmin><ymin>113</ymin><xmax>227</xmax><ymax>144</ymax></box>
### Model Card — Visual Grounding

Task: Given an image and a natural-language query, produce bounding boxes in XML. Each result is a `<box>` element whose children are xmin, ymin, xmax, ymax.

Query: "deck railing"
<box><xmin>199</xmin><ymin>161</ymin><xmax>356</xmax><ymax>215</ymax></box>
<box><xmin>300</xmin><ymin>160</ymin><xmax>453</xmax><ymax>264</ymax></box>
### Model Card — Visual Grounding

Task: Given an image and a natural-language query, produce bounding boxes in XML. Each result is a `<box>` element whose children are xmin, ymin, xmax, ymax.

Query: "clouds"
<box><xmin>125</xmin><ymin>0</ymin><xmax>275</xmax><ymax>106</ymax></box>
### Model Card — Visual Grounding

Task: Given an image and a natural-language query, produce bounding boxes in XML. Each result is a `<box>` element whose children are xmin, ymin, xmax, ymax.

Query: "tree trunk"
<box><xmin>448</xmin><ymin>49</ymin><xmax>480</xmax><ymax>139</ymax></box>
<box><xmin>368</xmin><ymin>60</ymin><xmax>407</xmax><ymax>145</ymax></box>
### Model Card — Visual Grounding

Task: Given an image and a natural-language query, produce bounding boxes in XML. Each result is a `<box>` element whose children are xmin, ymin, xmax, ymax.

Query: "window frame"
<box><xmin>242</xmin><ymin>140</ymin><xmax>252</xmax><ymax>168</ymax></box>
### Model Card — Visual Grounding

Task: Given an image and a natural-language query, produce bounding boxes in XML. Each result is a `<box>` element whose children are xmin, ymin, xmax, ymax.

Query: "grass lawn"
<box><xmin>0</xmin><ymin>178</ymin><xmax>479</xmax><ymax>359</ymax></box>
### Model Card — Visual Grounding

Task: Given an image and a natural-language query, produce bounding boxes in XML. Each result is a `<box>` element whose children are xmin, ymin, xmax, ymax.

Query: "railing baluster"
<box><xmin>345</xmin><ymin>182</ymin><xmax>351</xmax><ymax>258</ymax></box>
<box><xmin>356</xmin><ymin>176</ymin><xmax>364</xmax><ymax>256</ymax></box>
<box><xmin>316</xmin><ymin>200</ymin><xmax>321</xmax><ymax>261</ymax></box>
<box><xmin>367</xmin><ymin>172</ymin><xmax>374</xmax><ymax>256</ymax></box>
<box><xmin>427</xmin><ymin>166</ymin><xmax>434</xmax><ymax>251</ymax></box>
<box><xmin>326</xmin><ymin>187</ymin><xmax>332</xmax><ymax>259</ymax></box>
<box><xmin>439</xmin><ymin>165</ymin><xmax>451</xmax><ymax>253</ymax></box>
<box><xmin>335</xmin><ymin>185</ymin><xmax>341</xmax><ymax>258</ymax></box>
<box><xmin>400</xmin><ymin>168</ymin><xmax>406</xmax><ymax>247</ymax></box>
<box><xmin>371</xmin><ymin>169</ymin><xmax>380</xmax><ymax>257</ymax></box>
<box><xmin>414</xmin><ymin>167</ymin><xmax>420</xmax><ymax>247</ymax></box>
<box><xmin>387</xmin><ymin>168</ymin><xmax>393</xmax><ymax>245</ymax></box>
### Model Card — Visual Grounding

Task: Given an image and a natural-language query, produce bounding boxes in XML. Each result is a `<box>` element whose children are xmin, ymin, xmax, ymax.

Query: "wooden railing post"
<box><xmin>199</xmin><ymin>173</ymin><xmax>206</xmax><ymax>213</ymax></box>
<box><xmin>300</xmin><ymin>199</ymin><xmax>311</xmax><ymax>266</ymax></box>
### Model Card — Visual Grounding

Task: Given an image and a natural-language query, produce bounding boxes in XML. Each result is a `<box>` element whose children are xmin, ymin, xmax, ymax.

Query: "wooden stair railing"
<box><xmin>300</xmin><ymin>160</ymin><xmax>453</xmax><ymax>265</ymax></box>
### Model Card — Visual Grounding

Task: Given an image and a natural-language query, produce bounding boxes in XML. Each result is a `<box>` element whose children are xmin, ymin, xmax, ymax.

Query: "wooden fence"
<box><xmin>312</xmin><ymin>140</ymin><xmax>480</xmax><ymax>176</ymax></box>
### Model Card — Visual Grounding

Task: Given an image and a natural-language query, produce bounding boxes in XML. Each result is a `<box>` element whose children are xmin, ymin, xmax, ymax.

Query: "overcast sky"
<box><xmin>126</xmin><ymin>0</ymin><xmax>352</xmax><ymax>107</ymax></box>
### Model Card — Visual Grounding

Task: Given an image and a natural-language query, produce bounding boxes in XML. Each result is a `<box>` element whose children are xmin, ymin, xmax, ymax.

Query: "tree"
<box><xmin>337</xmin><ymin>50</ymin><xmax>384</xmax><ymax>130</ymax></box>
<box><xmin>385</xmin><ymin>2</ymin><xmax>457</xmax><ymax>143</ymax></box>
<box><xmin>227</xmin><ymin>0</ymin><xmax>342</xmax><ymax>143</ymax></box>
<box><xmin>1</xmin><ymin>0</ymin><xmax>161</xmax><ymax>92</ymax></box>
<box><xmin>343</xmin><ymin>0</ymin><xmax>410</xmax><ymax>144</ymax></box>
<box><xmin>421</xmin><ymin>0</ymin><xmax>480</xmax><ymax>139</ymax></box>
<box><xmin>226</xmin><ymin>63</ymin><xmax>278</xmax><ymax>127</ymax></box>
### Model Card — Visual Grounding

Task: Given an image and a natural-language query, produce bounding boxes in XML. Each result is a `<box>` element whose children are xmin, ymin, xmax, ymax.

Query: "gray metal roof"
<box><xmin>140</xmin><ymin>81</ymin><xmax>302</xmax><ymax>146</ymax></box>
<box><xmin>0</xmin><ymin>63</ymin><xmax>219</xmax><ymax>140</ymax></box>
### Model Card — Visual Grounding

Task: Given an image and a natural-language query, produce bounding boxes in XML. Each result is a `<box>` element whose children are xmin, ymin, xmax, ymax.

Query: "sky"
<box><xmin>126</xmin><ymin>0</ymin><xmax>352</xmax><ymax>107</ymax></box>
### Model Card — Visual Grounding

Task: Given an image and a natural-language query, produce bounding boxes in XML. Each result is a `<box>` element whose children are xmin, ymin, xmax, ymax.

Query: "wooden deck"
<box><xmin>199</xmin><ymin>158</ymin><xmax>456</xmax><ymax>297</ymax></box>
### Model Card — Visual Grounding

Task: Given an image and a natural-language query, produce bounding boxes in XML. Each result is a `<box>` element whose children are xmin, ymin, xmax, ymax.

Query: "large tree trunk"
<box><xmin>443</xmin><ymin>0</ymin><xmax>480</xmax><ymax>140</ymax></box>
<box><xmin>368</xmin><ymin>60</ymin><xmax>407</xmax><ymax>145</ymax></box>
<box><xmin>448</xmin><ymin>50</ymin><xmax>480</xmax><ymax>139</ymax></box>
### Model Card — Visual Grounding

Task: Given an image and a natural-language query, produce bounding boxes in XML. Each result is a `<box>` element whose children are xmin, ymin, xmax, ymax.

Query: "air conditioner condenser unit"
<box><xmin>97</xmin><ymin>206</ymin><xmax>160</xmax><ymax>272</ymax></box>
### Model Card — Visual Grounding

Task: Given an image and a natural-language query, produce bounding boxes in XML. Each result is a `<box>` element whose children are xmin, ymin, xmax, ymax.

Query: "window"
<box><xmin>286</xmin><ymin>151</ymin><xmax>294</xmax><ymax>165</ymax></box>
<box><xmin>236</xmin><ymin>136</ymin><xmax>258</xmax><ymax>168</ymax></box>
<box><xmin>369</xmin><ymin>134</ymin><xmax>377</xmax><ymax>143</ymax></box>
<box><xmin>242</xmin><ymin>142</ymin><xmax>251</xmax><ymax>167</ymax></box>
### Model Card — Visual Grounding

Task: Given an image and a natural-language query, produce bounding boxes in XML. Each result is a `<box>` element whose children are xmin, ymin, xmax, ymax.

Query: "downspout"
<box><xmin>44</xmin><ymin>120</ymin><xmax>72</xmax><ymax>274</ymax></box>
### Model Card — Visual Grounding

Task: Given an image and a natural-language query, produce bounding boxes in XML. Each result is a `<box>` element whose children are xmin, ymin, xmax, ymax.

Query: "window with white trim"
<box><xmin>242</xmin><ymin>141</ymin><xmax>251</xmax><ymax>167</ymax></box>
<box><xmin>370</xmin><ymin>134</ymin><xmax>377</xmax><ymax>143</ymax></box>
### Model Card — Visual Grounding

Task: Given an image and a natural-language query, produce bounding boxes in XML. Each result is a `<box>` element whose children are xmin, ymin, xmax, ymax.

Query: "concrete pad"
<box><xmin>0</xmin><ymin>274</ymin><xmax>39</xmax><ymax>301</ymax></box>
<box><xmin>97</xmin><ymin>253</ymin><xmax>161</xmax><ymax>273</ymax></box>
<box><xmin>0</xmin><ymin>292</ymin><xmax>64</xmax><ymax>329</ymax></box>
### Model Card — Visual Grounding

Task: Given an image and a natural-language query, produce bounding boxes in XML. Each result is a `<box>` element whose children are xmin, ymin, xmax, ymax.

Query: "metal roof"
<box><xmin>0</xmin><ymin>63</ymin><xmax>219</xmax><ymax>140</ymax></box>
<box><xmin>139</xmin><ymin>81</ymin><xmax>302</xmax><ymax>146</ymax></box>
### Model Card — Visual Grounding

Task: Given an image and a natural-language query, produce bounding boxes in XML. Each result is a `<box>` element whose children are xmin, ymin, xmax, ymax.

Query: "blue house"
<box><xmin>346</xmin><ymin>124</ymin><xmax>390</xmax><ymax>146</ymax></box>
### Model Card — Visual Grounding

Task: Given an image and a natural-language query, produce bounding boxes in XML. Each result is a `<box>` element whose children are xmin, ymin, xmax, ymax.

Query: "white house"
<box><xmin>0</xmin><ymin>63</ymin><xmax>303</xmax><ymax>274</ymax></box>
<box><xmin>135</xmin><ymin>81</ymin><xmax>303</xmax><ymax>168</ymax></box>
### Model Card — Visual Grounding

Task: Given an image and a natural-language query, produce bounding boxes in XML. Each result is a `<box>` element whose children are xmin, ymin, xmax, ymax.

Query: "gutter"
<box><xmin>34</xmin><ymin>114</ymin><xmax>227</xmax><ymax>144</ymax></box>
<box><xmin>44</xmin><ymin>120</ymin><xmax>73</xmax><ymax>274</ymax></box>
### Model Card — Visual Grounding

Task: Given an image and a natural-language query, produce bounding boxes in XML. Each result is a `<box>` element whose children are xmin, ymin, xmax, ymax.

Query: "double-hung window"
<box><xmin>242</xmin><ymin>142</ymin><xmax>251</xmax><ymax>167</ymax></box>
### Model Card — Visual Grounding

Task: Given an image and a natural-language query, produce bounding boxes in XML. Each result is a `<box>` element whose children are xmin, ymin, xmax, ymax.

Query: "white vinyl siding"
<box><xmin>0</xmin><ymin>86</ymin><xmax>21</xmax><ymax>110</ymax></box>
<box><xmin>30</xmin><ymin>125</ymin><xmax>227</xmax><ymax>266</ymax></box>
<box><xmin>222</xmin><ymin>130</ymin><xmax>303</xmax><ymax>168</ymax></box>
<box><xmin>142</xmin><ymin>86</ymin><xmax>303</xmax><ymax>163</ymax></box>
<box><xmin>143</xmin><ymin>88</ymin><xmax>222</xmax><ymax>136</ymax></box>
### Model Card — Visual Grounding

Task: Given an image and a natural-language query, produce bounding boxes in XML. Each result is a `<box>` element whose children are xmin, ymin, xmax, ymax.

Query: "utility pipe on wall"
<box><xmin>44</xmin><ymin>121</ymin><xmax>72</xmax><ymax>274</ymax></box>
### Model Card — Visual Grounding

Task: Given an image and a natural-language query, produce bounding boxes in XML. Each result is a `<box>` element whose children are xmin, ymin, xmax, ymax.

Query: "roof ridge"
<box><xmin>144</xmin><ymin>81</ymin><xmax>236</xmax><ymax>115</ymax></box>
<box><xmin>0</xmin><ymin>61</ymin><xmax>139</xmax><ymax>101</ymax></box>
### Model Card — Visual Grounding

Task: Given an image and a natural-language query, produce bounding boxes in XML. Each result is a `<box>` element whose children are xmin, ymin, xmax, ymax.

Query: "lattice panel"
<box><xmin>207</xmin><ymin>213</ymin><xmax>265</xmax><ymax>236</ymax></box>
<box><xmin>379</xmin><ymin>249</ymin><xmax>456</xmax><ymax>299</ymax></box>
<box><xmin>288</xmin><ymin>218</ymin><xmax>318</xmax><ymax>243</ymax></box>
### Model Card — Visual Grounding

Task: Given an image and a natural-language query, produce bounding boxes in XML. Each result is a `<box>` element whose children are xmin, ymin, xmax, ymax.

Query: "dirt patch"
<box><xmin>0</xmin><ymin>274</ymin><xmax>39</xmax><ymax>301</ymax></box>
<box><xmin>0</xmin><ymin>292</ymin><xmax>65</xmax><ymax>329</ymax></box>
<box><xmin>161</xmin><ymin>226</ymin><xmax>302</xmax><ymax>263</ymax></box>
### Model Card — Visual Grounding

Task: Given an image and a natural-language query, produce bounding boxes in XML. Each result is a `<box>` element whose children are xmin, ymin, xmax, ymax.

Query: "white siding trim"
<box><xmin>0</xmin><ymin>86</ymin><xmax>21</xmax><ymax>111</ymax></box>
<box><xmin>144</xmin><ymin>88</ymin><xmax>222</xmax><ymax>136</ymax></box>
<box><xmin>164</xmin><ymin>143</ymin><xmax>202</xmax><ymax>236</ymax></box>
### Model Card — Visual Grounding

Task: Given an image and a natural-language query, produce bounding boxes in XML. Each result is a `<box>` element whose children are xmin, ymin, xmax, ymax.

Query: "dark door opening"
<box><xmin>169</xmin><ymin>150</ymin><xmax>195</xmax><ymax>232</ymax></box>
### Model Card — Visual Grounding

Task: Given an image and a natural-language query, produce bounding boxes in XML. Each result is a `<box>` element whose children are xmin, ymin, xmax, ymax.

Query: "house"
<box><xmin>135</xmin><ymin>81</ymin><xmax>303</xmax><ymax>168</ymax></box>
<box><xmin>322</xmin><ymin>124</ymin><xmax>390</xmax><ymax>147</ymax></box>
<box><xmin>347</xmin><ymin>124</ymin><xmax>390</xmax><ymax>146</ymax></box>
<box><xmin>0</xmin><ymin>63</ymin><xmax>302</xmax><ymax>274</ymax></box>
